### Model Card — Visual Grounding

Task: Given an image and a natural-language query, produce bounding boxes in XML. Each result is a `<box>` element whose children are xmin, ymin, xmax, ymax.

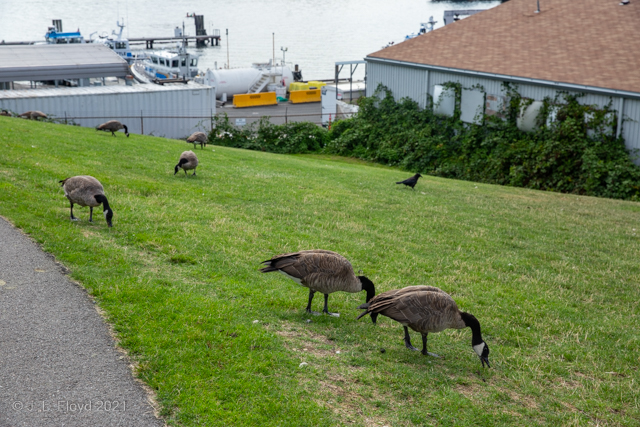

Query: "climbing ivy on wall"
<box><xmin>325</xmin><ymin>84</ymin><xmax>640</xmax><ymax>200</ymax></box>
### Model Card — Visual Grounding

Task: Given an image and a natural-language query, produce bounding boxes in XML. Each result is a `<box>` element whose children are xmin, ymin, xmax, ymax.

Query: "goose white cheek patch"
<box><xmin>473</xmin><ymin>342</ymin><xmax>485</xmax><ymax>357</ymax></box>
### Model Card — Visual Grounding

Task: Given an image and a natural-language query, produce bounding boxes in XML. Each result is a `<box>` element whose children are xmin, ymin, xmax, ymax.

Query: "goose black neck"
<box><xmin>460</xmin><ymin>311</ymin><xmax>484</xmax><ymax>346</ymax></box>
<box><xmin>358</xmin><ymin>276</ymin><xmax>375</xmax><ymax>302</ymax></box>
<box><xmin>123</xmin><ymin>124</ymin><xmax>129</xmax><ymax>136</ymax></box>
<box><xmin>95</xmin><ymin>194</ymin><xmax>109</xmax><ymax>209</ymax></box>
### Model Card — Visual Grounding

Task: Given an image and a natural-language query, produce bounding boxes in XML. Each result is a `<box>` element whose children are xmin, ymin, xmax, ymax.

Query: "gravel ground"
<box><xmin>0</xmin><ymin>217</ymin><xmax>164</xmax><ymax>427</ymax></box>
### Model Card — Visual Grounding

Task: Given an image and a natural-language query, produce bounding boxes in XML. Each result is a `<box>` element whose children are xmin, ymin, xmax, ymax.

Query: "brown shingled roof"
<box><xmin>368</xmin><ymin>0</ymin><xmax>640</xmax><ymax>94</ymax></box>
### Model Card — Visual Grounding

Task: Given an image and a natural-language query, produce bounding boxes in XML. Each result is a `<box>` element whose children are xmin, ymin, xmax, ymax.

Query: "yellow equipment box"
<box><xmin>289</xmin><ymin>89</ymin><xmax>322</xmax><ymax>104</ymax></box>
<box><xmin>289</xmin><ymin>82</ymin><xmax>309</xmax><ymax>91</ymax></box>
<box><xmin>307</xmin><ymin>81</ymin><xmax>327</xmax><ymax>89</ymax></box>
<box><xmin>233</xmin><ymin>92</ymin><xmax>278</xmax><ymax>108</ymax></box>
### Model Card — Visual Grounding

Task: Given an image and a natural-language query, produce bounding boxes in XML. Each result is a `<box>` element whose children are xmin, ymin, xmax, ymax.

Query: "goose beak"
<box><xmin>480</xmin><ymin>356</ymin><xmax>490</xmax><ymax>368</ymax></box>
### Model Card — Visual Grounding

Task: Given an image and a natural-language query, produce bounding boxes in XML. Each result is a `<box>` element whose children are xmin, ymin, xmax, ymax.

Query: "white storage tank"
<box><xmin>200</xmin><ymin>65</ymin><xmax>295</xmax><ymax>100</ymax></box>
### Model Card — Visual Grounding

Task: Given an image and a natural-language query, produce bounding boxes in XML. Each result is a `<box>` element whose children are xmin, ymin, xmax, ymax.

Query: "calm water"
<box><xmin>0</xmin><ymin>0</ymin><xmax>500</xmax><ymax>80</ymax></box>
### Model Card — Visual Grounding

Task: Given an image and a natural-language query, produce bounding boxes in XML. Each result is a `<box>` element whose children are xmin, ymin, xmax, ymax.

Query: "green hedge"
<box><xmin>211</xmin><ymin>114</ymin><xmax>325</xmax><ymax>154</ymax></box>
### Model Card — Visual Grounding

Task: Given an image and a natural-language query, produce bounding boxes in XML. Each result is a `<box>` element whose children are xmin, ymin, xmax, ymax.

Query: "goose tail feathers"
<box><xmin>259</xmin><ymin>260</ymin><xmax>278</xmax><ymax>273</ymax></box>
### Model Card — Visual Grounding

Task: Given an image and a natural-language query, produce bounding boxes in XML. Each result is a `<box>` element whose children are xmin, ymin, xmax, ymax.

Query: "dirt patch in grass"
<box><xmin>495</xmin><ymin>386</ymin><xmax>540</xmax><ymax>410</ymax></box>
<box><xmin>276</xmin><ymin>322</ymin><xmax>400</xmax><ymax>426</ymax></box>
<box><xmin>307</xmin><ymin>375</ymin><xmax>396</xmax><ymax>427</ymax></box>
<box><xmin>454</xmin><ymin>382</ymin><xmax>487</xmax><ymax>400</ymax></box>
<box><xmin>275</xmin><ymin>321</ymin><xmax>342</xmax><ymax>358</ymax></box>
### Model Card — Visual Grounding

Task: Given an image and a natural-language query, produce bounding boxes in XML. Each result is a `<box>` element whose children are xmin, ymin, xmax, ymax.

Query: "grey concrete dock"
<box><xmin>0</xmin><ymin>217</ymin><xmax>164</xmax><ymax>427</ymax></box>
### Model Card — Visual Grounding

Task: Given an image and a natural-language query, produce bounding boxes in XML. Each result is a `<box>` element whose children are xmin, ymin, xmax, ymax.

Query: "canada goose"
<box><xmin>357</xmin><ymin>285</ymin><xmax>490</xmax><ymax>367</ymax></box>
<box><xmin>187</xmin><ymin>131</ymin><xmax>208</xmax><ymax>149</ymax></box>
<box><xmin>0</xmin><ymin>109</ymin><xmax>11</xmax><ymax>116</ymax></box>
<box><xmin>260</xmin><ymin>249</ymin><xmax>375</xmax><ymax>316</ymax></box>
<box><xmin>96</xmin><ymin>120</ymin><xmax>129</xmax><ymax>137</ymax></box>
<box><xmin>396</xmin><ymin>173</ymin><xmax>422</xmax><ymax>190</ymax></box>
<box><xmin>19</xmin><ymin>110</ymin><xmax>47</xmax><ymax>120</ymax></box>
<box><xmin>59</xmin><ymin>176</ymin><xmax>113</xmax><ymax>227</ymax></box>
<box><xmin>175</xmin><ymin>150</ymin><xmax>199</xmax><ymax>176</ymax></box>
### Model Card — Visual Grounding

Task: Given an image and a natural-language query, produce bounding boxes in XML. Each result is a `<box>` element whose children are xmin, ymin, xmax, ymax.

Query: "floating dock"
<box><xmin>0</xmin><ymin>34</ymin><xmax>221</xmax><ymax>48</ymax></box>
<box><xmin>129</xmin><ymin>34</ymin><xmax>221</xmax><ymax>49</ymax></box>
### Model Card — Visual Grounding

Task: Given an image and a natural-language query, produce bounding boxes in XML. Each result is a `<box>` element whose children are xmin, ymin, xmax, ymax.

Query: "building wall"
<box><xmin>366</xmin><ymin>62</ymin><xmax>429</xmax><ymax>109</ymax></box>
<box><xmin>0</xmin><ymin>84</ymin><xmax>216</xmax><ymax>139</ymax></box>
<box><xmin>365</xmin><ymin>61</ymin><xmax>640</xmax><ymax>163</ymax></box>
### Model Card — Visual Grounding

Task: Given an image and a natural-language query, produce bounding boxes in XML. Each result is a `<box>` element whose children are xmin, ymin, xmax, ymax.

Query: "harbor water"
<box><xmin>0</xmin><ymin>0</ymin><xmax>500</xmax><ymax>81</ymax></box>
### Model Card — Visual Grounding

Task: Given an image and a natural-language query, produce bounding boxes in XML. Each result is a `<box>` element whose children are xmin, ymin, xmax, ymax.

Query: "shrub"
<box><xmin>211</xmin><ymin>113</ymin><xmax>326</xmax><ymax>154</ymax></box>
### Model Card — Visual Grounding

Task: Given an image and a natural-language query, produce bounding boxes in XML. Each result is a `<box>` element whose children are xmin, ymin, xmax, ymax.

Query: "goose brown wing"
<box><xmin>367</xmin><ymin>289</ymin><xmax>460</xmax><ymax>332</ymax></box>
<box><xmin>260</xmin><ymin>251</ymin><xmax>356</xmax><ymax>291</ymax></box>
<box><xmin>268</xmin><ymin>254</ymin><xmax>310</xmax><ymax>282</ymax></box>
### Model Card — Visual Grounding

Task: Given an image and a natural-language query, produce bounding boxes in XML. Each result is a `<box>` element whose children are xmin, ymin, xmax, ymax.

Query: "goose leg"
<box><xmin>305</xmin><ymin>289</ymin><xmax>320</xmax><ymax>316</ymax></box>
<box><xmin>421</xmin><ymin>333</ymin><xmax>440</xmax><ymax>357</ymax></box>
<box><xmin>184</xmin><ymin>169</ymin><xmax>188</xmax><ymax>177</ymax></box>
<box><xmin>322</xmin><ymin>293</ymin><xmax>339</xmax><ymax>317</ymax></box>
<box><xmin>192</xmin><ymin>168</ymin><xmax>196</xmax><ymax>176</ymax></box>
<box><xmin>89</xmin><ymin>206</ymin><xmax>94</xmax><ymax>222</ymax></box>
<box><xmin>404</xmin><ymin>326</ymin><xmax>419</xmax><ymax>351</ymax></box>
<box><xmin>70</xmin><ymin>202</ymin><xmax>78</xmax><ymax>221</ymax></box>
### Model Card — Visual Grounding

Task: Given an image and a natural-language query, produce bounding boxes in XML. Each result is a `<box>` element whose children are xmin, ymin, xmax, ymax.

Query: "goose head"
<box><xmin>104</xmin><ymin>209</ymin><xmax>113</xmax><ymax>227</ymax></box>
<box><xmin>473</xmin><ymin>341</ymin><xmax>490</xmax><ymax>368</ymax></box>
<box><xmin>461</xmin><ymin>311</ymin><xmax>490</xmax><ymax>368</ymax></box>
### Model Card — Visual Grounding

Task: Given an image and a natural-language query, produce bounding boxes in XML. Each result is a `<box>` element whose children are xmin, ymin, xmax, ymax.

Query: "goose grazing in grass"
<box><xmin>0</xmin><ymin>109</ymin><xmax>11</xmax><ymax>116</ymax></box>
<box><xmin>19</xmin><ymin>110</ymin><xmax>47</xmax><ymax>120</ymax></box>
<box><xmin>175</xmin><ymin>150</ymin><xmax>199</xmax><ymax>176</ymax></box>
<box><xmin>260</xmin><ymin>249</ymin><xmax>375</xmax><ymax>317</ymax></box>
<box><xmin>59</xmin><ymin>176</ymin><xmax>113</xmax><ymax>227</ymax></box>
<box><xmin>187</xmin><ymin>131</ymin><xmax>208</xmax><ymax>149</ymax></box>
<box><xmin>357</xmin><ymin>285</ymin><xmax>490</xmax><ymax>367</ymax></box>
<box><xmin>396</xmin><ymin>173</ymin><xmax>422</xmax><ymax>190</ymax></box>
<box><xmin>96</xmin><ymin>120</ymin><xmax>129</xmax><ymax>137</ymax></box>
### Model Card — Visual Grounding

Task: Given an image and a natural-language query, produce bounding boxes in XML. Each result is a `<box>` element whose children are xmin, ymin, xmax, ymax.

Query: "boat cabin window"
<box><xmin>115</xmin><ymin>41</ymin><xmax>127</xmax><ymax>50</ymax></box>
<box><xmin>190</xmin><ymin>58</ymin><xmax>198</xmax><ymax>67</ymax></box>
<box><xmin>172</xmin><ymin>60</ymin><xmax>179</xmax><ymax>68</ymax></box>
<box><xmin>160</xmin><ymin>58</ymin><xmax>166</xmax><ymax>66</ymax></box>
<box><xmin>151</xmin><ymin>56</ymin><xmax>158</xmax><ymax>64</ymax></box>
<box><xmin>181</xmin><ymin>58</ymin><xmax>187</xmax><ymax>67</ymax></box>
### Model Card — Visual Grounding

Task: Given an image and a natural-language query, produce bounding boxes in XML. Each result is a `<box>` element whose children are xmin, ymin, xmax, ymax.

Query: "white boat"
<box><xmin>140</xmin><ymin>48</ymin><xmax>199</xmax><ymax>81</ymax></box>
<box><xmin>132</xmin><ymin>24</ymin><xmax>199</xmax><ymax>83</ymax></box>
<box><xmin>91</xmin><ymin>21</ymin><xmax>146</xmax><ymax>63</ymax></box>
<box><xmin>404</xmin><ymin>16</ymin><xmax>437</xmax><ymax>40</ymax></box>
<box><xmin>44</xmin><ymin>26</ymin><xmax>85</xmax><ymax>44</ymax></box>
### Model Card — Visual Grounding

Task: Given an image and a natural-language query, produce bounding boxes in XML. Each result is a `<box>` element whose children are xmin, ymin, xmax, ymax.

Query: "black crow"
<box><xmin>396</xmin><ymin>173</ymin><xmax>422</xmax><ymax>190</ymax></box>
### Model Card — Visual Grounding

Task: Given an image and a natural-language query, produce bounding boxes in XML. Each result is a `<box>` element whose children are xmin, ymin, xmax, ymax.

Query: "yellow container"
<box><xmin>233</xmin><ymin>92</ymin><xmax>278</xmax><ymax>108</ymax></box>
<box><xmin>307</xmin><ymin>81</ymin><xmax>326</xmax><ymax>89</ymax></box>
<box><xmin>289</xmin><ymin>82</ymin><xmax>309</xmax><ymax>91</ymax></box>
<box><xmin>289</xmin><ymin>89</ymin><xmax>321</xmax><ymax>104</ymax></box>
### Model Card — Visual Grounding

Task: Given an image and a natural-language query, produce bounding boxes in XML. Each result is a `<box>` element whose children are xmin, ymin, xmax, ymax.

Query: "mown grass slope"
<box><xmin>0</xmin><ymin>117</ymin><xmax>639</xmax><ymax>426</ymax></box>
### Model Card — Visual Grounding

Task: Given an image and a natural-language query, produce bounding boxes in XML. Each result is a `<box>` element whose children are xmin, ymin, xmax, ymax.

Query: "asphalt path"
<box><xmin>0</xmin><ymin>217</ymin><xmax>164</xmax><ymax>427</ymax></box>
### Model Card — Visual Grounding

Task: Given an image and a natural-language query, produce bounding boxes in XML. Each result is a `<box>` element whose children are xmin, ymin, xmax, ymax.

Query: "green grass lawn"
<box><xmin>1</xmin><ymin>117</ymin><xmax>639</xmax><ymax>426</ymax></box>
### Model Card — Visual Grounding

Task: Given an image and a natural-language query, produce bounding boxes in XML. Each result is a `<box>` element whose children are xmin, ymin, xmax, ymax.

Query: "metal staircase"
<box><xmin>247</xmin><ymin>73</ymin><xmax>270</xmax><ymax>94</ymax></box>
